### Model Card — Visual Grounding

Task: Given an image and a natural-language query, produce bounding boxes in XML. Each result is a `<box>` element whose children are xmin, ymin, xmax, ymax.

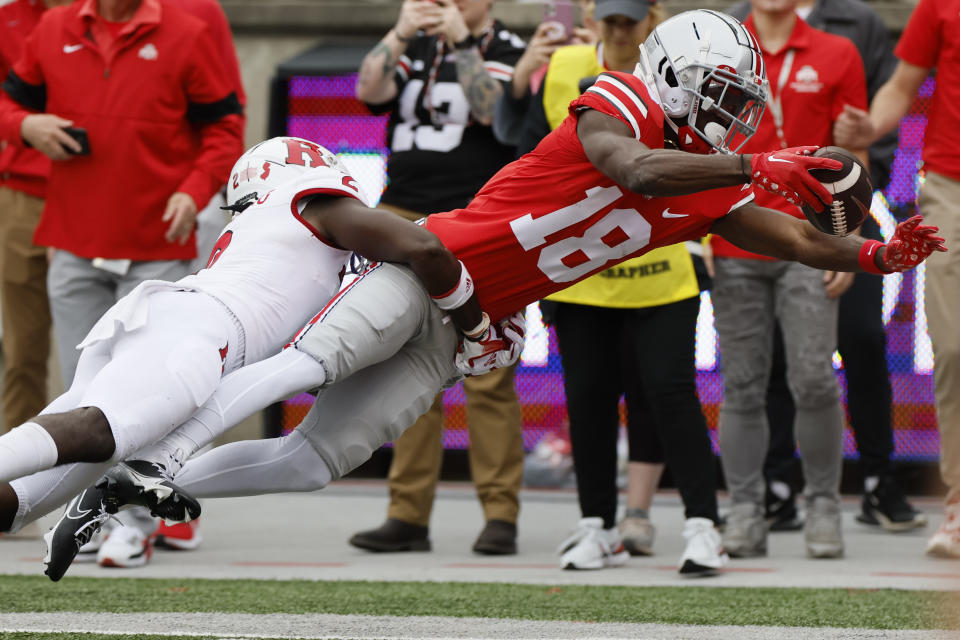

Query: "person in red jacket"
<box><xmin>0</xmin><ymin>0</ymin><xmax>71</xmax><ymax>439</ymax></box>
<box><xmin>0</xmin><ymin>0</ymin><xmax>244</xmax><ymax>398</ymax></box>
<box><xmin>34</xmin><ymin>0</ymin><xmax>247</xmax><ymax>570</ymax></box>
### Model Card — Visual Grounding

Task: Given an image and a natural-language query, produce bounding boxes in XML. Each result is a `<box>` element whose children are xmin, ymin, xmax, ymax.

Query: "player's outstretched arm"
<box><xmin>576</xmin><ymin>110</ymin><xmax>839</xmax><ymax>211</ymax></box>
<box><xmin>302</xmin><ymin>196</ymin><xmax>484</xmax><ymax>334</ymax></box>
<box><xmin>713</xmin><ymin>203</ymin><xmax>946</xmax><ymax>273</ymax></box>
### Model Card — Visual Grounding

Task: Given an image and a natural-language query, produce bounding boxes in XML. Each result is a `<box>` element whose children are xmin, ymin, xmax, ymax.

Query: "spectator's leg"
<box><xmin>555</xmin><ymin>303</ymin><xmax>623</xmax><ymax>529</ymax></box>
<box><xmin>776</xmin><ymin>262</ymin><xmax>843</xmax><ymax>502</ymax></box>
<box><xmin>839</xmin><ymin>267</ymin><xmax>893</xmax><ymax>482</ymax></box>
<box><xmin>463</xmin><ymin>363</ymin><xmax>523</xmax><ymax>526</ymax></box>
<box><xmin>713</xmin><ymin>258</ymin><xmax>776</xmax><ymax>508</ymax></box>
<box><xmin>0</xmin><ymin>187</ymin><xmax>50</xmax><ymax>431</ymax></box>
<box><xmin>386</xmin><ymin>398</ymin><xmax>444</xmax><ymax>528</ymax></box>
<box><xmin>631</xmin><ymin>297</ymin><xmax>720</xmax><ymax>523</ymax></box>
<box><xmin>918</xmin><ymin>172</ymin><xmax>960</xmax><ymax>506</ymax></box>
<box><xmin>47</xmin><ymin>251</ymin><xmax>115</xmax><ymax>388</ymax></box>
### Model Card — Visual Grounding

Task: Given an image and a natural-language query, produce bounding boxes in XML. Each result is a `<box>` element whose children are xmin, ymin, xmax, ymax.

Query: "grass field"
<box><xmin>1</xmin><ymin>574</ymin><xmax>959</xmax><ymax>639</ymax></box>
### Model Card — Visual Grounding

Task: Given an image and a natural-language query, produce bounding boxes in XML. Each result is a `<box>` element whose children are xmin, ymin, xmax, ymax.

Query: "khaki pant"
<box><xmin>918</xmin><ymin>171</ymin><xmax>960</xmax><ymax>503</ymax></box>
<box><xmin>379</xmin><ymin>202</ymin><xmax>524</xmax><ymax>526</ymax></box>
<box><xmin>0</xmin><ymin>187</ymin><xmax>50</xmax><ymax>431</ymax></box>
<box><xmin>387</xmin><ymin>364</ymin><xmax>524</xmax><ymax>526</ymax></box>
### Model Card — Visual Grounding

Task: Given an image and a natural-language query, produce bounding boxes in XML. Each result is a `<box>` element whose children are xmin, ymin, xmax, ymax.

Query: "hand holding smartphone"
<box><xmin>63</xmin><ymin>127</ymin><xmax>91</xmax><ymax>156</ymax></box>
<box><xmin>542</xmin><ymin>0</ymin><xmax>575</xmax><ymax>44</ymax></box>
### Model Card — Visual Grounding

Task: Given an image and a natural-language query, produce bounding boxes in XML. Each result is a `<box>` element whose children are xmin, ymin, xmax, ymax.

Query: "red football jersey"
<box><xmin>425</xmin><ymin>72</ymin><xmax>754</xmax><ymax>321</ymax></box>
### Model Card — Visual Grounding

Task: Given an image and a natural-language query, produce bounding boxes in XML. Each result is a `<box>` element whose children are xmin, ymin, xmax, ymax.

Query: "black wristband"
<box><xmin>740</xmin><ymin>154</ymin><xmax>750</xmax><ymax>182</ymax></box>
<box><xmin>453</xmin><ymin>34</ymin><xmax>477</xmax><ymax>50</ymax></box>
<box><xmin>392</xmin><ymin>29</ymin><xmax>413</xmax><ymax>43</ymax></box>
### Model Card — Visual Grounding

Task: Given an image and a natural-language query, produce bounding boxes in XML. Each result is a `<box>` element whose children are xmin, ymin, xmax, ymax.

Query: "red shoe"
<box><xmin>153</xmin><ymin>519</ymin><xmax>202</xmax><ymax>551</ymax></box>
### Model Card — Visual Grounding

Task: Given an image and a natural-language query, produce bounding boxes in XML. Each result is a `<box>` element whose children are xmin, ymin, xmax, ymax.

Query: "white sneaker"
<box><xmin>679</xmin><ymin>517</ymin><xmax>728</xmax><ymax>577</ymax></box>
<box><xmin>558</xmin><ymin>517</ymin><xmax>629</xmax><ymax>570</ymax></box>
<box><xmin>96</xmin><ymin>525</ymin><xmax>153</xmax><ymax>568</ymax></box>
<box><xmin>926</xmin><ymin>502</ymin><xmax>960</xmax><ymax>559</ymax></box>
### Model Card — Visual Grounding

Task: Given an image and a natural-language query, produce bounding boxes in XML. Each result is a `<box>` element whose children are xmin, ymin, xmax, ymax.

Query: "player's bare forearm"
<box><xmin>356</xmin><ymin>37</ymin><xmax>404</xmax><ymax>104</ymax></box>
<box><xmin>713</xmin><ymin>203</ymin><xmax>867</xmax><ymax>272</ymax></box>
<box><xmin>577</xmin><ymin>111</ymin><xmax>748</xmax><ymax>196</ymax></box>
<box><xmin>455</xmin><ymin>48</ymin><xmax>502</xmax><ymax>125</ymax></box>
<box><xmin>306</xmin><ymin>197</ymin><xmax>484</xmax><ymax>331</ymax></box>
<box><xmin>872</xmin><ymin>61</ymin><xmax>928</xmax><ymax>140</ymax></box>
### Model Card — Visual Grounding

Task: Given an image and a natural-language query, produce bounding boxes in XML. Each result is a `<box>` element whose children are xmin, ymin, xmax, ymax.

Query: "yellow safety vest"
<box><xmin>542</xmin><ymin>45</ymin><xmax>700</xmax><ymax>308</ymax></box>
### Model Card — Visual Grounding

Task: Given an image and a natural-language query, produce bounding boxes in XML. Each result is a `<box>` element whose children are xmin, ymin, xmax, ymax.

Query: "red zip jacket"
<box><xmin>0</xmin><ymin>0</ymin><xmax>49</xmax><ymax>199</ymax></box>
<box><xmin>0</xmin><ymin>0</ymin><xmax>244</xmax><ymax>260</ymax></box>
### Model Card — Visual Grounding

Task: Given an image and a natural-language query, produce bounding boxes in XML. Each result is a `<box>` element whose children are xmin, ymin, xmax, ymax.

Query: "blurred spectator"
<box><xmin>516</xmin><ymin>0</ymin><xmax>726</xmax><ymax>576</ymax></box>
<box><xmin>834</xmin><ymin>0</ymin><xmax>960</xmax><ymax>558</ymax></box>
<box><xmin>709</xmin><ymin>0</ymin><xmax>867</xmax><ymax>559</ymax></box>
<box><xmin>493</xmin><ymin>1</ymin><xmax>596</xmax><ymax>146</ymax></box>
<box><xmin>348</xmin><ymin>0</ymin><xmax>526</xmax><ymax>555</ymax></box>
<box><xmin>727</xmin><ymin>0</ymin><xmax>926</xmax><ymax>533</ymax></box>
<box><xmin>0</xmin><ymin>0</ymin><xmax>243</xmax><ymax>559</ymax></box>
<box><xmin>0</xmin><ymin>0</ymin><xmax>72</xmax><ymax>542</ymax></box>
<box><xmin>0</xmin><ymin>0</ymin><xmax>68</xmax><ymax>437</ymax></box>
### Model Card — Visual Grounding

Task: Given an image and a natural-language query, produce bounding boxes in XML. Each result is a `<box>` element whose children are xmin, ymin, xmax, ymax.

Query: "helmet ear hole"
<box><xmin>641</xmin><ymin>9</ymin><xmax>768</xmax><ymax>153</ymax></box>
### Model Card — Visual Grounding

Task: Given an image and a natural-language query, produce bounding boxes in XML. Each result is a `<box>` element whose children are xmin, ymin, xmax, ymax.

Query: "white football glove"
<box><xmin>455</xmin><ymin>311</ymin><xmax>525</xmax><ymax>377</ymax></box>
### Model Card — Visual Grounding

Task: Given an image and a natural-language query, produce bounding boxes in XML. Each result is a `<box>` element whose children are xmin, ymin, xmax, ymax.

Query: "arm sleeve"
<box><xmin>895</xmin><ymin>0</ymin><xmax>940</xmax><ymax>69</ymax></box>
<box><xmin>195</xmin><ymin>0</ymin><xmax>246</xmax><ymax>109</ymax></box>
<box><xmin>177</xmin><ymin>25</ymin><xmax>245</xmax><ymax>206</ymax></box>
<box><xmin>0</xmin><ymin>29</ymin><xmax>44</xmax><ymax>143</ymax></box>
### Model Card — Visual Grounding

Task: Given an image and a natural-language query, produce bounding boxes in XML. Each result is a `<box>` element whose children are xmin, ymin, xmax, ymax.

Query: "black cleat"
<box><xmin>97</xmin><ymin>460</ymin><xmax>201</xmax><ymax>524</ymax></box>
<box><xmin>43</xmin><ymin>487</ymin><xmax>117</xmax><ymax>581</ymax></box>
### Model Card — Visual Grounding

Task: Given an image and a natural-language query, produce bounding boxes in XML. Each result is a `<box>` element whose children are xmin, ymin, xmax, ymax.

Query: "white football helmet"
<box><xmin>635</xmin><ymin>10</ymin><xmax>767</xmax><ymax>154</ymax></box>
<box><xmin>225</xmin><ymin>136</ymin><xmax>348</xmax><ymax>213</ymax></box>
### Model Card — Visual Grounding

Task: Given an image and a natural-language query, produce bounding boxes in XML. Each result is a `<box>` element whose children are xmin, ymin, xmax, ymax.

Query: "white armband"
<box><xmin>431</xmin><ymin>260</ymin><xmax>474</xmax><ymax>310</ymax></box>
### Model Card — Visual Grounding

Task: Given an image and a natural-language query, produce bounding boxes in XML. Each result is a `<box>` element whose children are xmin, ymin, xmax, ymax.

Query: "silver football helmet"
<box><xmin>635</xmin><ymin>10</ymin><xmax>767</xmax><ymax>154</ymax></box>
<box><xmin>225</xmin><ymin>136</ymin><xmax>347</xmax><ymax>213</ymax></box>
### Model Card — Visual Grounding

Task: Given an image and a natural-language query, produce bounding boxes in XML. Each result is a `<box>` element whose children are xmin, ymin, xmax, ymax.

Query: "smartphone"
<box><xmin>63</xmin><ymin>126</ymin><xmax>90</xmax><ymax>156</ymax></box>
<box><xmin>543</xmin><ymin>0</ymin><xmax>575</xmax><ymax>43</ymax></box>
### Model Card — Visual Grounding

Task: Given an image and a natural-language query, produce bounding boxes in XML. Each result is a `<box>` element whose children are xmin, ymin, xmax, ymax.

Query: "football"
<box><xmin>800</xmin><ymin>146</ymin><xmax>873</xmax><ymax>236</ymax></box>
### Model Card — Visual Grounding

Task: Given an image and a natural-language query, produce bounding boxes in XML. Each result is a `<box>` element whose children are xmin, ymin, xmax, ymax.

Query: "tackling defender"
<box><xmin>0</xmin><ymin>137</ymin><xmax>519</xmax><ymax>580</ymax></box>
<box><xmin>4</xmin><ymin>10</ymin><xmax>947</xmax><ymax>579</ymax></box>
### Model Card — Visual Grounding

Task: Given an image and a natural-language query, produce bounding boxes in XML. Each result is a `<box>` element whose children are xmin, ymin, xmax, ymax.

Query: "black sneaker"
<box><xmin>43</xmin><ymin>487</ymin><xmax>118</xmax><ymax>581</ymax></box>
<box><xmin>765</xmin><ymin>484</ymin><xmax>803</xmax><ymax>532</ymax></box>
<box><xmin>97</xmin><ymin>460</ymin><xmax>201</xmax><ymax>523</ymax></box>
<box><xmin>856</xmin><ymin>476</ymin><xmax>928</xmax><ymax>532</ymax></box>
<box><xmin>348</xmin><ymin>518</ymin><xmax>431</xmax><ymax>552</ymax></box>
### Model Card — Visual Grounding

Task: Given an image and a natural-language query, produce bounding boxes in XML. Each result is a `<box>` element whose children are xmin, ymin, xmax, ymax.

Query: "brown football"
<box><xmin>800</xmin><ymin>146</ymin><xmax>873</xmax><ymax>236</ymax></box>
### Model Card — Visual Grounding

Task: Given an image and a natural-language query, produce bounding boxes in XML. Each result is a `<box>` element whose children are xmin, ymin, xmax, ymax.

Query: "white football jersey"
<box><xmin>179</xmin><ymin>167</ymin><xmax>365</xmax><ymax>364</ymax></box>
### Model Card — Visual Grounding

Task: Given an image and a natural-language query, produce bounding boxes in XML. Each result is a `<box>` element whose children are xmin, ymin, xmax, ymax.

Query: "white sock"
<box><xmin>864</xmin><ymin>475</ymin><xmax>879</xmax><ymax>494</ymax></box>
<box><xmin>769</xmin><ymin>480</ymin><xmax>792</xmax><ymax>501</ymax></box>
<box><xmin>136</xmin><ymin>348</ymin><xmax>325</xmax><ymax>476</ymax></box>
<box><xmin>0</xmin><ymin>422</ymin><xmax>59</xmax><ymax>484</ymax></box>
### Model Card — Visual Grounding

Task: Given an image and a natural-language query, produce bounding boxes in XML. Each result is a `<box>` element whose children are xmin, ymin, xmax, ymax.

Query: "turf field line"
<box><xmin>1</xmin><ymin>613</ymin><xmax>957</xmax><ymax>640</ymax></box>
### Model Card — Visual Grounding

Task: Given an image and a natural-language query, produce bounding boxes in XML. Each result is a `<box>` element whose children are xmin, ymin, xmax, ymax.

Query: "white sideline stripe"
<box><xmin>0</xmin><ymin>612</ymin><xmax>952</xmax><ymax>640</ymax></box>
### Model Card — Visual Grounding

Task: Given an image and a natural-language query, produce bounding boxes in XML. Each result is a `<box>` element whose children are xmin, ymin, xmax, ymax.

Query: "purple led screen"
<box><xmin>281</xmin><ymin>72</ymin><xmax>941</xmax><ymax>462</ymax></box>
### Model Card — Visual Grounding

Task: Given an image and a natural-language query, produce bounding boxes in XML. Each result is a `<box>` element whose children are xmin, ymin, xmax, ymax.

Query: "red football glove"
<box><xmin>749</xmin><ymin>145</ymin><xmax>842</xmax><ymax>211</ymax></box>
<box><xmin>455</xmin><ymin>311</ymin><xmax>525</xmax><ymax>377</ymax></box>
<box><xmin>877</xmin><ymin>215</ymin><xmax>947</xmax><ymax>272</ymax></box>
